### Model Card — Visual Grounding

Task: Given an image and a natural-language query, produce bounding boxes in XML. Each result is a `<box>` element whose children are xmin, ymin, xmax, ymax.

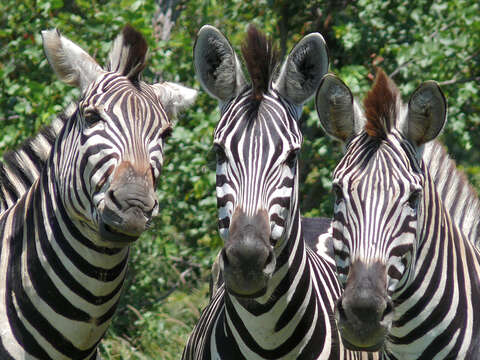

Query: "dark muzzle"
<box><xmin>336</xmin><ymin>261</ymin><xmax>393</xmax><ymax>351</ymax></box>
<box><xmin>99</xmin><ymin>161</ymin><xmax>158</xmax><ymax>244</ymax></box>
<box><xmin>221</xmin><ymin>208</ymin><xmax>275</xmax><ymax>298</ymax></box>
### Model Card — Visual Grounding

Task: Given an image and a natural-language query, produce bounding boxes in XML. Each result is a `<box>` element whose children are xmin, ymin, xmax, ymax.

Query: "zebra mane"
<box><xmin>0</xmin><ymin>105</ymin><xmax>71</xmax><ymax>213</ymax></box>
<box><xmin>241</xmin><ymin>24</ymin><xmax>280</xmax><ymax>101</ymax></box>
<box><xmin>364</xmin><ymin>69</ymin><xmax>401</xmax><ymax>139</ymax></box>
<box><xmin>423</xmin><ymin>141</ymin><xmax>480</xmax><ymax>247</ymax></box>
<box><xmin>107</xmin><ymin>24</ymin><xmax>148</xmax><ymax>82</ymax></box>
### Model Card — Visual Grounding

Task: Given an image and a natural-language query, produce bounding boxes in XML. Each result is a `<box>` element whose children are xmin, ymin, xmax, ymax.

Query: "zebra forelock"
<box><xmin>241</xmin><ymin>25</ymin><xmax>280</xmax><ymax>102</ymax></box>
<box><xmin>364</xmin><ymin>69</ymin><xmax>401</xmax><ymax>140</ymax></box>
<box><xmin>107</xmin><ymin>24</ymin><xmax>148</xmax><ymax>82</ymax></box>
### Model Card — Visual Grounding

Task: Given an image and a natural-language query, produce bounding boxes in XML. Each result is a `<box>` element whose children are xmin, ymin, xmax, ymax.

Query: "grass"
<box><xmin>100</xmin><ymin>284</ymin><xmax>209</xmax><ymax>360</ymax></box>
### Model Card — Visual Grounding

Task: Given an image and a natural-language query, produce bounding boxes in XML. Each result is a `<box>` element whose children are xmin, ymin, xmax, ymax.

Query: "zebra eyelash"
<box><xmin>284</xmin><ymin>149</ymin><xmax>299</xmax><ymax>168</ymax></box>
<box><xmin>332</xmin><ymin>183</ymin><xmax>343</xmax><ymax>204</ymax></box>
<box><xmin>213</xmin><ymin>144</ymin><xmax>227</xmax><ymax>164</ymax></box>
<box><xmin>407</xmin><ymin>189</ymin><xmax>422</xmax><ymax>209</ymax></box>
<box><xmin>160</xmin><ymin>127</ymin><xmax>173</xmax><ymax>139</ymax></box>
<box><xmin>83</xmin><ymin>110</ymin><xmax>103</xmax><ymax>127</ymax></box>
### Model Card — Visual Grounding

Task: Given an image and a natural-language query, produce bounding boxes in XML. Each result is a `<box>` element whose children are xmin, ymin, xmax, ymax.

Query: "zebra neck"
<box><xmin>221</xmin><ymin>210</ymin><xmax>320</xmax><ymax>355</ymax></box>
<box><xmin>0</xmin><ymin>166</ymin><xmax>129</xmax><ymax>359</ymax></box>
<box><xmin>388</xmin><ymin>174</ymin><xmax>479</xmax><ymax>358</ymax></box>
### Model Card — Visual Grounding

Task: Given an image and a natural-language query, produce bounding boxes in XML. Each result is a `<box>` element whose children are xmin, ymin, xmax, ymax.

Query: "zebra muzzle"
<box><xmin>98</xmin><ymin>161</ymin><xmax>158</xmax><ymax>244</ymax></box>
<box><xmin>221</xmin><ymin>208</ymin><xmax>276</xmax><ymax>298</ymax></box>
<box><xmin>335</xmin><ymin>261</ymin><xmax>392</xmax><ymax>351</ymax></box>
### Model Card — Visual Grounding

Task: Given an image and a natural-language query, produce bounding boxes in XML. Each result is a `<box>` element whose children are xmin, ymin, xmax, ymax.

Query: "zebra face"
<box><xmin>43</xmin><ymin>26</ymin><xmax>197</xmax><ymax>247</ymax></box>
<box><xmin>214</xmin><ymin>91</ymin><xmax>302</xmax><ymax>297</ymax></box>
<box><xmin>332</xmin><ymin>133</ymin><xmax>423</xmax><ymax>350</ymax></box>
<box><xmin>316</xmin><ymin>70</ymin><xmax>446</xmax><ymax>352</ymax></box>
<box><xmin>194</xmin><ymin>25</ymin><xmax>328</xmax><ymax>298</ymax></box>
<box><xmin>332</xmin><ymin>134</ymin><xmax>422</xmax><ymax>290</ymax></box>
<box><xmin>75</xmin><ymin>75</ymin><xmax>171</xmax><ymax>244</ymax></box>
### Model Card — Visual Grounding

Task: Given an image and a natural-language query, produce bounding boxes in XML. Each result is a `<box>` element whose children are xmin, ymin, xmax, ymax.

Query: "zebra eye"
<box><xmin>284</xmin><ymin>150</ymin><xmax>299</xmax><ymax>168</ymax></box>
<box><xmin>84</xmin><ymin>110</ymin><xmax>102</xmax><ymax>127</ymax></box>
<box><xmin>332</xmin><ymin>184</ymin><xmax>343</xmax><ymax>204</ymax></box>
<box><xmin>213</xmin><ymin>144</ymin><xmax>227</xmax><ymax>164</ymax></box>
<box><xmin>161</xmin><ymin>127</ymin><xmax>173</xmax><ymax>140</ymax></box>
<box><xmin>407</xmin><ymin>189</ymin><xmax>421</xmax><ymax>209</ymax></box>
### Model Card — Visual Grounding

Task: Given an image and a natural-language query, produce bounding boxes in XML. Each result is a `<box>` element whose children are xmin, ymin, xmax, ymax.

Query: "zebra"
<box><xmin>183</xmin><ymin>24</ymin><xmax>378</xmax><ymax>360</ymax></box>
<box><xmin>0</xmin><ymin>108</ymin><xmax>68</xmax><ymax>214</ymax></box>
<box><xmin>0</xmin><ymin>25</ymin><xmax>196</xmax><ymax>359</ymax></box>
<box><xmin>315</xmin><ymin>69</ymin><xmax>480</xmax><ymax>358</ymax></box>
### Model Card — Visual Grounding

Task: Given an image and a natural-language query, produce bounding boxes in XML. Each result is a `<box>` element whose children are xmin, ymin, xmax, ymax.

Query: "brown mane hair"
<box><xmin>241</xmin><ymin>24</ymin><xmax>280</xmax><ymax>101</ymax></box>
<box><xmin>364</xmin><ymin>69</ymin><xmax>400</xmax><ymax>139</ymax></box>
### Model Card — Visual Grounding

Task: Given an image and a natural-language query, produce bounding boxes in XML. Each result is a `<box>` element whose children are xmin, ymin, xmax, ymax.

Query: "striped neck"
<box><xmin>219</xmin><ymin>200</ymin><xmax>325</xmax><ymax>357</ymax></box>
<box><xmin>387</xmin><ymin>168</ymin><xmax>479</xmax><ymax>358</ymax></box>
<box><xmin>0</xmin><ymin>162</ymin><xmax>129</xmax><ymax>359</ymax></box>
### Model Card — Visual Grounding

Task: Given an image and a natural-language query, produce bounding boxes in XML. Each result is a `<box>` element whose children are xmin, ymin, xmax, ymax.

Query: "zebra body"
<box><xmin>184</xmin><ymin>25</ymin><xmax>377</xmax><ymax>360</ymax></box>
<box><xmin>316</xmin><ymin>70</ymin><xmax>480</xmax><ymax>358</ymax></box>
<box><xmin>0</xmin><ymin>26</ymin><xmax>196</xmax><ymax>359</ymax></box>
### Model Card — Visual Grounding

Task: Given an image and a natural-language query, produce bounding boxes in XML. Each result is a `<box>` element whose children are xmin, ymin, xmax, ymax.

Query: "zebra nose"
<box><xmin>224</xmin><ymin>230</ymin><xmax>274</xmax><ymax>274</ymax></box>
<box><xmin>339</xmin><ymin>292</ymin><xmax>390</xmax><ymax>324</ymax></box>
<box><xmin>335</xmin><ymin>261</ymin><xmax>391</xmax><ymax>351</ymax></box>
<box><xmin>99</xmin><ymin>161</ymin><xmax>158</xmax><ymax>243</ymax></box>
<box><xmin>221</xmin><ymin>208</ymin><xmax>275</xmax><ymax>297</ymax></box>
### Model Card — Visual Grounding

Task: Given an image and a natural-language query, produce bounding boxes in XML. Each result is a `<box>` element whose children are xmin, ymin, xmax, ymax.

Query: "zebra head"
<box><xmin>316</xmin><ymin>70</ymin><xmax>447</xmax><ymax>351</ymax></box>
<box><xmin>194</xmin><ymin>25</ymin><xmax>328</xmax><ymax>298</ymax></box>
<box><xmin>41</xmin><ymin>25</ymin><xmax>196</xmax><ymax>246</ymax></box>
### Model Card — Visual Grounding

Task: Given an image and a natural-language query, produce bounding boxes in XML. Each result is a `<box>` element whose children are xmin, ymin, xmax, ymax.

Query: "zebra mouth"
<box><xmin>340</xmin><ymin>335</ymin><xmax>384</xmax><ymax>352</ymax></box>
<box><xmin>225</xmin><ymin>285</ymin><xmax>268</xmax><ymax>299</ymax></box>
<box><xmin>99</xmin><ymin>221</ymin><xmax>140</xmax><ymax>244</ymax></box>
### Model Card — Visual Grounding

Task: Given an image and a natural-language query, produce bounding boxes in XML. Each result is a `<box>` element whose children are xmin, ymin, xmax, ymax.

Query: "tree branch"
<box><xmin>438</xmin><ymin>76</ymin><xmax>480</xmax><ymax>86</ymax></box>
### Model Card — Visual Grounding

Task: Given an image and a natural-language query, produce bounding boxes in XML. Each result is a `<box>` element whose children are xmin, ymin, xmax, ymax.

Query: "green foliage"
<box><xmin>0</xmin><ymin>0</ymin><xmax>478</xmax><ymax>359</ymax></box>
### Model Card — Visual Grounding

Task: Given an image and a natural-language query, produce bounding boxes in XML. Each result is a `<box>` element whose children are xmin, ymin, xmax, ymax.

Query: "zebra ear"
<box><xmin>42</xmin><ymin>29</ymin><xmax>104</xmax><ymax>92</ymax></box>
<box><xmin>273</xmin><ymin>33</ymin><xmax>329</xmax><ymax>105</ymax></box>
<box><xmin>316</xmin><ymin>74</ymin><xmax>363</xmax><ymax>142</ymax></box>
<box><xmin>193</xmin><ymin>25</ymin><xmax>246</xmax><ymax>102</ymax></box>
<box><xmin>152</xmin><ymin>82</ymin><xmax>198</xmax><ymax>118</ymax></box>
<box><xmin>403</xmin><ymin>81</ymin><xmax>447</xmax><ymax>146</ymax></box>
<box><xmin>107</xmin><ymin>24</ymin><xmax>148</xmax><ymax>82</ymax></box>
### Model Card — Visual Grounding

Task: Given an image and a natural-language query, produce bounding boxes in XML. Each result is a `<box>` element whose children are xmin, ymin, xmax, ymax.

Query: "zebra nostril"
<box><xmin>107</xmin><ymin>189</ymin><xmax>122</xmax><ymax>210</ymax></box>
<box><xmin>221</xmin><ymin>248</ymin><xmax>229</xmax><ymax>267</ymax></box>
<box><xmin>265</xmin><ymin>251</ymin><xmax>273</xmax><ymax>266</ymax></box>
<box><xmin>382</xmin><ymin>300</ymin><xmax>393</xmax><ymax>320</ymax></box>
<box><xmin>337</xmin><ymin>300</ymin><xmax>347</xmax><ymax>321</ymax></box>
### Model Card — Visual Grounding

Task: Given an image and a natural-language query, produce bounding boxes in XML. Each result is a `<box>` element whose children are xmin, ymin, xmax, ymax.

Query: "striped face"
<box><xmin>54</xmin><ymin>73</ymin><xmax>171</xmax><ymax>245</ymax></box>
<box><xmin>41</xmin><ymin>26</ymin><xmax>196</xmax><ymax>248</ymax></box>
<box><xmin>317</xmin><ymin>70</ymin><xmax>448</xmax><ymax>353</ymax></box>
<box><xmin>215</xmin><ymin>89</ymin><xmax>303</xmax><ymax>297</ymax></box>
<box><xmin>332</xmin><ymin>131</ymin><xmax>423</xmax><ymax>292</ymax></box>
<box><xmin>332</xmin><ymin>131</ymin><xmax>424</xmax><ymax>350</ymax></box>
<box><xmin>194</xmin><ymin>25</ymin><xmax>328</xmax><ymax>298</ymax></box>
<box><xmin>215</xmin><ymin>89</ymin><xmax>302</xmax><ymax>244</ymax></box>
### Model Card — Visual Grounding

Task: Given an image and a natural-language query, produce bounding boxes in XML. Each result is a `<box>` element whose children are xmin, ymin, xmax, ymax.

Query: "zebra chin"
<box><xmin>220</xmin><ymin>208</ymin><xmax>276</xmax><ymax>298</ymax></box>
<box><xmin>96</xmin><ymin>160</ymin><xmax>158</xmax><ymax>245</ymax></box>
<box><xmin>219</xmin><ymin>247</ymin><xmax>275</xmax><ymax>298</ymax></box>
<box><xmin>335</xmin><ymin>260</ymin><xmax>393</xmax><ymax>352</ymax></box>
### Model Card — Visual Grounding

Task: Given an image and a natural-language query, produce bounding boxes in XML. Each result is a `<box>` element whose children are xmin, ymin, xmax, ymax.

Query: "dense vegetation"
<box><xmin>0</xmin><ymin>0</ymin><xmax>478</xmax><ymax>358</ymax></box>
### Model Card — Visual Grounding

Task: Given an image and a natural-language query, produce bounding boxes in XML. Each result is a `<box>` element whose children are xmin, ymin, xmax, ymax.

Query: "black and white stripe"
<box><xmin>317</xmin><ymin>70</ymin><xmax>480</xmax><ymax>358</ymax></box>
<box><xmin>0</xmin><ymin>26</ymin><xmax>196</xmax><ymax>359</ymax></box>
<box><xmin>0</xmin><ymin>110</ymin><xmax>68</xmax><ymax>214</ymax></box>
<box><xmin>184</xmin><ymin>25</ymin><xmax>378</xmax><ymax>360</ymax></box>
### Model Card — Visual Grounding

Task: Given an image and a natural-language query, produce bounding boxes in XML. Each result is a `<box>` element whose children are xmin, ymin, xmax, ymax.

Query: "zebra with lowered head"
<box><xmin>183</xmin><ymin>24</ymin><xmax>378</xmax><ymax>360</ymax></box>
<box><xmin>316</xmin><ymin>69</ymin><xmax>480</xmax><ymax>358</ymax></box>
<box><xmin>0</xmin><ymin>25</ymin><xmax>196</xmax><ymax>359</ymax></box>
